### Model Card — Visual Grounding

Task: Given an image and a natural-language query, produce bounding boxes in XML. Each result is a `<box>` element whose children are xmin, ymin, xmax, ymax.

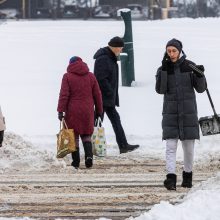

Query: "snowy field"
<box><xmin>0</xmin><ymin>18</ymin><xmax>220</xmax><ymax>219</ymax></box>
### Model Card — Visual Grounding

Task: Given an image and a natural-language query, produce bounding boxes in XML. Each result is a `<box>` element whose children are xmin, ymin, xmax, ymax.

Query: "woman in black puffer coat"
<box><xmin>155</xmin><ymin>38</ymin><xmax>207</xmax><ymax>190</ymax></box>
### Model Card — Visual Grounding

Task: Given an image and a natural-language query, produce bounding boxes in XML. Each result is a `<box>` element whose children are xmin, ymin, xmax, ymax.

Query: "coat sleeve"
<box><xmin>57</xmin><ymin>74</ymin><xmax>70</xmax><ymax>112</ymax></box>
<box><xmin>192</xmin><ymin>73</ymin><xmax>207</xmax><ymax>93</ymax></box>
<box><xmin>187</xmin><ymin>60</ymin><xmax>207</xmax><ymax>93</ymax></box>
<box><xmin>155</xmin><ymin>67</ymin><xmax>168</xmax><ymax>94</ymax></box>
<box><xmin>92</xmin><ymin>75</ymin><xmax>103</xmax><ymax>115</ymax></box>
<box><xmin>94</xmin><ymin>57</ymin><xmax>114</xmax><ymax>96</ymax></box>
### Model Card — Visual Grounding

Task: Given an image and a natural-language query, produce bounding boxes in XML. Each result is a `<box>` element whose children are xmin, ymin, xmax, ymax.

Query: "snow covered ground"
<box><xmin>129</xmin><ymin>172</ymin><xmax>220</xmax><ymax>220</ymax></box>
<box><xmin>0</xmin><ymin>18</ymin><xmax>220</xmax><ymax>219</ymax></box>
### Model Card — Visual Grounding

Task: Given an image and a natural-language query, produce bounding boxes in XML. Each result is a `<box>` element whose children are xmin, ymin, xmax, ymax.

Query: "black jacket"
<box><xmin>155</xmin><ymin>55</ymin><xmax>207</xmax><ymax>140</ymax></box>
<box><xmin>93</xmin><ymin>47</ymin><xmax>119</xmax><ymax>107</ymax></box>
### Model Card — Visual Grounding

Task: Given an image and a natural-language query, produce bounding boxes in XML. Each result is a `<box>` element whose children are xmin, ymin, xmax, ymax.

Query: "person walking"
<box><xmin>0</xmin><ymin>106</ymin><xmax>6</xmax><ymax>147</ymax></box>
<box><xmin>93</xmin><ymin>36</ymin><xmax>139</xmax><ymax>154</ymax></box>
<box><xmin>155</xmin><ymin>38</ymin><xmax>207</xmax><ymax>190</ymax></box>
<box><xmin>57</xmin><ymin>56</ymin><xmax>103</xmax><ymax>169</ymax></box>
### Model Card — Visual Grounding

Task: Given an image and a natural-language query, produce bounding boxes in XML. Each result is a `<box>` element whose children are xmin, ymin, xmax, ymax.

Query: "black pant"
<box><xmin>104</xmin><ymin>107</ymin><xmax>127</xmax><ymax>148</ymax></box>
<box><xmin>0</xmin><ymin>130</ymin><xmax>4</xmax><ymax>146</ymax></box>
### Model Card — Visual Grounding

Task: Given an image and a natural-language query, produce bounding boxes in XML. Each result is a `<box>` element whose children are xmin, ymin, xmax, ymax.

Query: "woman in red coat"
<box><xmin>57</xmin><ymin>56</ymin><xmax>103</xmax><ymax>169</ymax></box>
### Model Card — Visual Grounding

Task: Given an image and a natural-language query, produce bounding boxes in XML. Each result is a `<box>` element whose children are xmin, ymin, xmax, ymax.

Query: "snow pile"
<box><xmin>0</xmin><ymin>132</ymin><xmax>66</xmax><ymax>173</ymax></box>
<box><xmin>127</xmin><ymin>172</ymin><xmax>220</xmax><ymax>220</ymax></box>
<box><xmin>0</xmin><ymin>218</ymin><xmax>32</xmax><ymax>220</ymax></box>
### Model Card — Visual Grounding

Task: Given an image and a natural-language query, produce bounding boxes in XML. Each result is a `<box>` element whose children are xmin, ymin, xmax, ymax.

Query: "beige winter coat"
<box><xmin>0</xmin><ymin>106</ymin><xmax>6</xmax><ymax>131</ymax></box>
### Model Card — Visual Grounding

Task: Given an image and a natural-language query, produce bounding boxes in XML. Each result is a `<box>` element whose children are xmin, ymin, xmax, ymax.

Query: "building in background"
<box><xmin>0</xmin><ymin>0</ymin><xmax>172</xmax><ymax>19</ymax></box>
<box><xmin>1</xmin><ymin>0</ymin><xmax>220</xmax><ymax>19</ymax></box>
<box><xmin>0</xmin><ymin>0</ymin><xmax>51</xmax><ymax>19</ymax></box>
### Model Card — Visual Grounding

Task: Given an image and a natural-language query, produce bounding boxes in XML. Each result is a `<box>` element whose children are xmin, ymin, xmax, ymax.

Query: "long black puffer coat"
<box><xmin>155</xmin><ymin>55</ymin><xmax>207</xmax><ymax>140</ymax></box>
<box><xmin>93</xmin><ymin>47</ymin><xmax>119</xmax><ymax>107</ymax></box>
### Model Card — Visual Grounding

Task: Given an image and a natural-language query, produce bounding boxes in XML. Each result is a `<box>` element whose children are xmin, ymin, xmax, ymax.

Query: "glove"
<box><xmin>193</xmin><ymin>65</ymin><xmax>205</xmax><ymax>78</ymax></box>
<box><xmin>196</xmin><ymin>65</ymin><xmax>205</xmax><ymax>72</ymax></box>
<box><xmin>161</xmin><ymin>52</ymin><xmax>169</xmax><ymax>71</ymax></box>
<box><xmin>58</xmin><ymin>112</ymin><xmax>64</xmax><ymax>121</ymax></box>
<box><xmin>96</xmin><ymin>113</ymin><xmax>104</xmax><ymax>121</ymax></box>
<box><xmin>94</xmin><ymin>111</ymin><xmax>104</xmax><ymax>122</ymax></box>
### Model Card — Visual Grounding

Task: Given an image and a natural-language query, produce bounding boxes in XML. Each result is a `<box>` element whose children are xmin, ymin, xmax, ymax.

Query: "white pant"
<box><xmin>166</xmin><ymin>139</ymin><xmax>195</xmax><ymax>174</ymax></box>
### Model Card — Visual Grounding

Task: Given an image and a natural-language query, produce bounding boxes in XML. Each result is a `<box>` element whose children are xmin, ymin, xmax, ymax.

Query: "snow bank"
<box><xmin>128</xmin><ymin>172</ymin><xmax>220</xmax><ymax>220</ymax></box>
<box><xmin>0</xmin><ymin>132</ymin><xmax>66</xmax><ymax>173</ymax></box>
<box><xmin>0</xmin><ymin>218</ymin><xmax>32</xmax><ymax>220</ymax></box>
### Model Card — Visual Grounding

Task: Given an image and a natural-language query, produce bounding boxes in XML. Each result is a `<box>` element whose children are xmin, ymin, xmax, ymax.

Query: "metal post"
<box><xmin>22</xmin><ymin>0</ymin><xmax>26</xmax><ymax>19</ymax></box>
<box><xmin>28</xmin><ymin>0</ymin><xmax>31</xmax><ymax>18</ymax></box>
<box><xmin>184</xmin><ymin>0</ymin><xmax>187</xmax><ymax>17</ymax></box>
<box><xmin>119</xmin><ymin>9</ymin><xmax>135</xmax><ymax>87</ymax></box>
<box><xmin>52</xmin><ymin>0</ymin><xmax>57</xmax><ymax>19</ymax></box>
<box><xmin>57</xmin><ymin>0</ymin><xmax>61</xmax><ymax>18</ymax></box>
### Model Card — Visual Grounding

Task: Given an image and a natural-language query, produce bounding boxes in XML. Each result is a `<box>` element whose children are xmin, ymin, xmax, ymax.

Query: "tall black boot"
<box><xmin>181</xmin><ymin>171</ymin><xmax>192</xmax><ymax>188</ymax></box>
<box><xmin>83</xmin><ymin>141</ymin><xmax>93</xmax><ymax>168</ymax></box>
<box><xmin>71</xmin><ymin>147</ymin><xmax>80</xmax><ymax>169</ymax></box>
<box><xmin>164</xmin><ymin>173</ymin><xmax>177</xmax><ymax>190</ymax></box>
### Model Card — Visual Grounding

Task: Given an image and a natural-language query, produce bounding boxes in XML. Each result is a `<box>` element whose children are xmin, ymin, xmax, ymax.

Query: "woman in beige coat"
<box><xmin>0</xmin><ymin>106</ymin><xmax>6</xmax><ymax>147</ymax></box>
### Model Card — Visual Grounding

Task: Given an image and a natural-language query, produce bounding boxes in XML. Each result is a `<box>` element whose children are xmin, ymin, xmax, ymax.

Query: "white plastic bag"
<box><xmin>92</xmin><ymin>118</ymin><xmax>107</xmax><ymax>157</ymax></box>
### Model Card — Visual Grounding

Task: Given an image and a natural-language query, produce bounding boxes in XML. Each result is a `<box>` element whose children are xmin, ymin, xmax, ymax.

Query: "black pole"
<box><xmin>119</xmin><ymin>9</ymin><xmax>135</xmax><ymax>87</ymax></box>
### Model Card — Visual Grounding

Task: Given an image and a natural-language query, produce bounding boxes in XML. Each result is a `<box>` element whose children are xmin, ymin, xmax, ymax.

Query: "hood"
<box><xmin>93</xmin><ymin>47</ymin><xmax>116</xmax><ymax>61</ymax></box>
<box><xmin>67</xmin><ymin>60</ymin><xmax>89</xmax><ymax>76</ymax></box>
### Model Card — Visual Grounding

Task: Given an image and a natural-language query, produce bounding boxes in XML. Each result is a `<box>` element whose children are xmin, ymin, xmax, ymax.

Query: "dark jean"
<box><xmin>104</xmin><ymin>106</ymin><xmax>127</xmax><ymax>148</ymax></box>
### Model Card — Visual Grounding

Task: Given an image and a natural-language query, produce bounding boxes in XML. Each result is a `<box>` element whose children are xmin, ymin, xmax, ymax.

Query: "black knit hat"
<box><xmin>166</xmin><ymin>38</ymin><xmax>183</xmax><ymax>52</ymax></box>
<box><xmin>108</xmin><ymin>36</ymin><xmax>124</xmax><ymax>47</ymax></box>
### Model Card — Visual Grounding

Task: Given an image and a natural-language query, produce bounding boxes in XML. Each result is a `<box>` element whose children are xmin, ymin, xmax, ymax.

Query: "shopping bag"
<box><xmin>56</xmin><ymin>119</ymin><xmax>76</xmax><ymax>158</ymax></box>
<box><xmin>92</xmin><ymin>118</ymin><xmax>107</xmax><ymax>157</ymax></box>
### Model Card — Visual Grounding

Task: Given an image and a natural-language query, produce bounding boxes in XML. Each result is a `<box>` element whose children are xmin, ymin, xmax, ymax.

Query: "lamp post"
<box><xmin>118</xmin><ymin>9</ymin><xmax>135</xmax><ymax>87</ymax></box>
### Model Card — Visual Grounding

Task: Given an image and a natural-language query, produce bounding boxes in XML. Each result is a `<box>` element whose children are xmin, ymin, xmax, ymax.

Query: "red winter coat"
<box><xmin>57</xmin><ymin>59</ymin><xmax>103</xmax><ymax>135</ymax></box>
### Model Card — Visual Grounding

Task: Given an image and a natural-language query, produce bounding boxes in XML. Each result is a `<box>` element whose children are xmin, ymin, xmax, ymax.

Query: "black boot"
<box><xmin>83</xmin><ymin>141</ymin><xmax>93</xmax><ymax>168</ymax></box>
<box><xmin>181</xmin><ymin>171</ymin><xmax>192</xmax><ymax>188</ymax></box>
<box><xmin>119</xmin><ymin>144</ymin><xmax>139</xmax><ymax>154</ymax></box>
<box><xmin>164</xmin><ymin>174</ymin><xmax>177</xmax><ymax>190</ymax></box>
<box><xmin>71</xmin><ymin>147</ymin><xmax>80</xmax><ymax>169</ymax></box>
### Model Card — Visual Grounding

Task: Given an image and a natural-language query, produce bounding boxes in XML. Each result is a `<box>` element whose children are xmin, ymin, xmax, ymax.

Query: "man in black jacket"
<box><xmin>93</xmin><ymin>36</ymin><xmax>139</xmax><ymax>154</ymax></box>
